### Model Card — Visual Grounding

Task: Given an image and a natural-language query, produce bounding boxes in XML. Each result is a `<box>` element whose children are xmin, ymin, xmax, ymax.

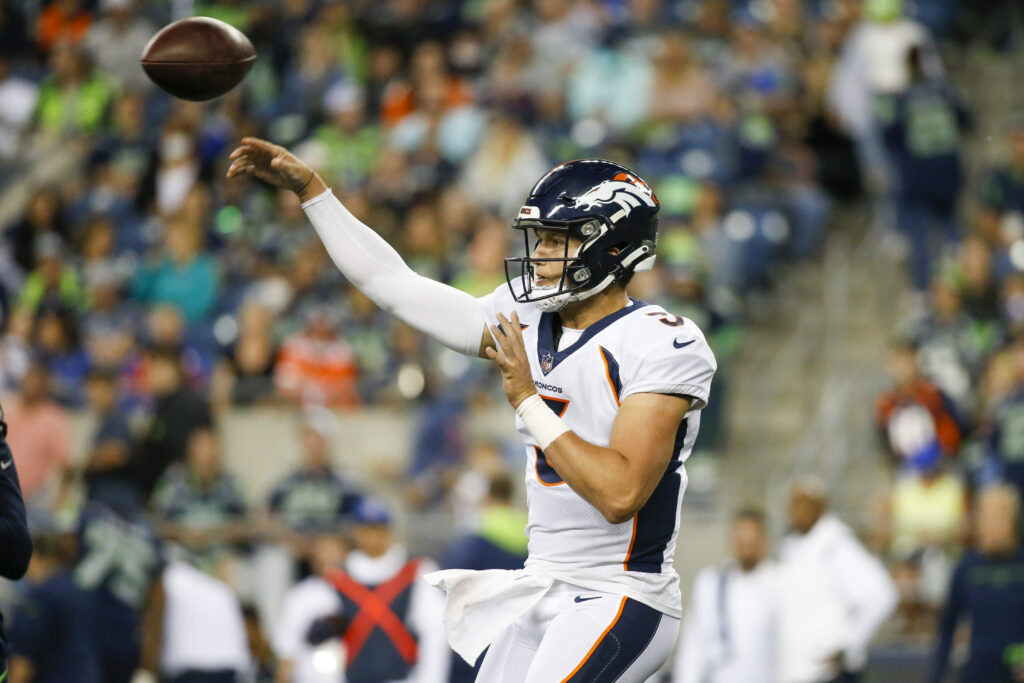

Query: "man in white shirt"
<box><xmin>673</xmin><ymin>509</ymin><xmax>779</xmax><ymax>683</ymax></box>
<box><xmin>273</xmin><ymin>535</ymin><xmax>349</xmax><ymax>683</ymax></box>
<box><xmin>159</xmin><ymin>561</ymin><xmax>252</xmax><ymax>682</ymax></box>
<box><xmin>778</xmin><ymin>478</ymin><xmax>898</xmax><ymax>683</ymax></box>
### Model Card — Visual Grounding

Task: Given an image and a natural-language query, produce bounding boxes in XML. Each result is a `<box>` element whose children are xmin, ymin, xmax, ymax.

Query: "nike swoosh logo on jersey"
<box><xmin>673</xmin><ymin>339</ymin><xmax>695</xmax><ymax>349</ymax></box>
<box><xmin>574</xmin><ymin>595</ymin><xmax>601</xmax><ymax>603</ymax></box>
<box><xmin>0</xmin><ymin>460</ymin><xmax>11</xmax><ymax>470</ymax></box>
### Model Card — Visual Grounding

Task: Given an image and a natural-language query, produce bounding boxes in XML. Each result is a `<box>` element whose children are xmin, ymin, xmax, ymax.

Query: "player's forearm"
<box><xmin>544</xmin><ymin>433</ymin><xmax>652</xmax><ymax>524</ymax></box>
<box><xmin>301</xmin><ymin>189</ymin><xmax>485</xmax><ymax>355</ymax></box>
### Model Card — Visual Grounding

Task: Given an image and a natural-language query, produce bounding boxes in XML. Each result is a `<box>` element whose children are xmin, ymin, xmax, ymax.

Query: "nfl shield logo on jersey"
<box><xmin>541</xmin><ymin>352</ymin><xmax>554</xmax><ymax>374</ymax></box>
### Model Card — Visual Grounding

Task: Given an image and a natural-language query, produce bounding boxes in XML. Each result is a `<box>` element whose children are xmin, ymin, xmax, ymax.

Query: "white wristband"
<box><xmin>516</xmin><ymin>394</ymin><xmax>570</xmax><ymax>450</ymax></box>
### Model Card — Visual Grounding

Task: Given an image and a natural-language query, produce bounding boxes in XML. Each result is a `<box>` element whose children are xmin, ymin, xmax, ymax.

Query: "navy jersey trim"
<box><xmin>562</xmin><ymin>598</ymin><xmax>663</xmax><ymax>682</ymax></box>
<box><xmin>625</xmin><ymin>419</ymin><xmax>687</xmax><ymax>573</ymax></box>
<box><xmin>536</xmin><ymin>299</ymin><xmax>651</xmax><ymax>375</ymax></box>
<box><xmin>598</xmin><ymin>346</ymin><xmax>622</xmax><ymax>405</ymax></box>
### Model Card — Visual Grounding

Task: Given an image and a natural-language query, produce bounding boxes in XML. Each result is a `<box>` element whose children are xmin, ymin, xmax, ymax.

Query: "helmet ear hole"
<box><xmin>606</xmin><ymin>242</ymin><xmax>629</xmax><ymax>256</ymax></box>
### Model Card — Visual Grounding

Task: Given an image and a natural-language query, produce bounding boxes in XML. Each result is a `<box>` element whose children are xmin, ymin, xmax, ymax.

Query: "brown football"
<box><xmin>141</xmin><ymin>17</ymin><xmax>256</xmax><ymax>102</ymax></box>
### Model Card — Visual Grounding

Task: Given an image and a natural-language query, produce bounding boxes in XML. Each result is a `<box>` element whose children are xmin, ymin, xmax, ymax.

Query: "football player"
<box><xmin>227</xmin><ymin>139</ymin><xmax>716</xmax><ymax>682</ymax></box>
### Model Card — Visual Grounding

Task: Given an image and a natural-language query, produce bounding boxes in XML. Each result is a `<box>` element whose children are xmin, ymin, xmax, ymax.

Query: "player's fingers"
<box><xmin>489</xmin><ymin>324</ymin><xmax>505</xmax><ymax>349</ymax></box>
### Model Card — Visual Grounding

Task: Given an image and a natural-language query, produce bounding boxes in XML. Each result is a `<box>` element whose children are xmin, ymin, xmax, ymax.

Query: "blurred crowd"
<box><xmin>0</xmin><ymin>0</ymin><xmax>1021</xmax><ymax>681</ymax></box>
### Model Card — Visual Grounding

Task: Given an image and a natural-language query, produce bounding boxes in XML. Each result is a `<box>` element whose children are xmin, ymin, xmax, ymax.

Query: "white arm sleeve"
<box><xmin>302</xmin><ymin>189</ymin><xmax>487</xmax><ymax>356</ymax></box>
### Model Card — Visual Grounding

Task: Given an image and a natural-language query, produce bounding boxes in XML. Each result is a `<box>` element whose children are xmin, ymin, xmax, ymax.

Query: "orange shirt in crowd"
<box><xmin>875</xmin><ymin>379</ymin><xmax>963</xmax><ymax>456</ymax></box>
<box><xmin>36</xmin><ymin>4</ymin><xmax>92</xmax><ymax>52</ymax></box>
<box><xmin>274</xmin><ymin>334</ymin><xmax>361</xmax><ymax>409</ymax></box>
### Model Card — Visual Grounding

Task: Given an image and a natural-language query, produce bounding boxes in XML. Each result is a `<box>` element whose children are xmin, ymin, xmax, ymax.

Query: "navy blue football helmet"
<box><xmin>504</xmin><ymin>159</ymin><xmax>659</xmax><ymax>311</ymax></box>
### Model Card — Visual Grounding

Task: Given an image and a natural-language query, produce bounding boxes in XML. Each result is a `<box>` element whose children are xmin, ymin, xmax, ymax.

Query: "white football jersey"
<box><xmin>479</xmin><ymin>282</ymin><xmax>717</xmax><ymax>617</ymax></box>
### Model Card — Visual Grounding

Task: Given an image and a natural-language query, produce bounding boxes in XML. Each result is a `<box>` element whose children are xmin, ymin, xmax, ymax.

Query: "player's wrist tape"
<box><xmin>516</xmin><ymin>393</ymin><xmax>569</xmax><ymax>450</ymax></box>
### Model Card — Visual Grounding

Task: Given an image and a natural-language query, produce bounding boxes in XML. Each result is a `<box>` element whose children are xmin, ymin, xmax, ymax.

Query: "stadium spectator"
<box><xmin>7</xmin><ymin>187</ymin><xmax>68</xmax><ymax>280</ymax></box>
<box><xmin>0</xmin><ymin>309</ymin><xmax>30</xmax><ymax>397</ymax></box>
<box><xmin>316</xmin><ymin>498</ymin><xmax>450</xmax><ymax>683</ymax></box>
<box><xmin>982</xmin><ymin>337</ymin><xmax>1024</xmax><ymax>500</ymax></box>
<box><xmin>442</xmin><ymin>471</ymin><xmax>527</xmax><ymax>572</ymax></box>
<box><xmin>882</xmin><ymin>45</ymin><xmax>968</xmax><ymax>293</ymax></box>
<box><xmin>828</xmin><ymin>0</ymin><xmax>939</xmax><ymax>202</ymax></box>
<box><xmin>674</xmin><ymin>509</ymin><xmax>779</xmax><ymax>683</ymax></box>
<box><xmin>73</xmin><ymin>498</ymin><xmax>164</xmax><ymax>683</ymax></box>
<box><xmin>132</xmin><ymin>217</ymin><xmax>220</xmax><ymax>327</ymax></box>
<box><xmin>34</xmin><ymin>304</ymin><xmax>90</xmax><ymax>406</ymax></box>
<box><xmin>273</xmin><ymin>534</ymin><xmax>348</xmax><ymax>683</ymax></box>
<box><xmin>0</xmin><ymin>54</ymin><xmax>38</xmax><ymax>162</ymax></box>
<box><xmin>211</xmin><ymin>301</ymin><xmax>278</xmax><ymax>411</ymax></box>
<box><xmin>16</xmin><ymin>233</ymin><xmax>84</xmax><ymax>315</ymax></box>
<box><xmin>778</xmin><ymin>477</ymin><xmax>898</xmax><ymax>683</ymax></box>
<box><xmin>83</xmin><ymin>0</ymin><xmax>156</xmax><ymax>92</ymax></box>
<box><xmin>2</xmin><ymin>364</ymin><xmax>71</xmax><ymax>508</ymax></box>
<box><xmin>267</xmin><ymin>409</ymin><xmax>363</xmax><ymax>535</ymax></box>
<box><xmin>82</xmin><ymin>368</ymin><xmax>133</xmax><ymax>496</ymax></box>
<box><xmin>153</xmin><ymin>427</ymin><xmax>247</xmax><ymax>570</ymax></box>
<box><xmin>887</xmin><ymin>457</ymin><xmax>967</xmax><ymax>558</ymax></box>
<box><xmin>0</xmin><ymin>398</ymin><xmax>32</xmax><ymax>682</ymax></box>
<box><xmin>912</xmin><ymin>276</ymin><xmax>997</xmax><ymax>420</ymax></box>
<box><xmin>35</xmin><ymin>0</ymin><xmax>92</xmax><ymax>53</ymax></box>
<box><xmin>8</xmin><ymin>532</ymin><xmax>101</xmax><ymax>683</ymax></box>
<box><xmin>34</xmin><ymin>43</ymin><xmax>114</xmax><ymax>139</ymax></box>
<box><xmin>875</xmin><ymin>341</ymin><xmax>962</xmax><ymax>465</ymax></box>
<box><xmin>131</xmin><ymin>346</ymin><xmax>213</xmax><ymax>500</ymax></box>
<box><xmin>978</xmin><ymin>120</ymin><xmax>1024</xmax><ymax>244</ymax></box>
<box><xmin>931</xmin><ymin>484</ymin><xmax>1024</xmax><ymax>683</ymax></box>
<box><xmin>275</xmin><ymin>306</ymin><xmax>361</xmax><ymax>409</ymax></box>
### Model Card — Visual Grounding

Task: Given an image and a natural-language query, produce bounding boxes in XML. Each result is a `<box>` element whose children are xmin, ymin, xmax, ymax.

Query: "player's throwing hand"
<box><xmin>226</xmin><ymin>137</ymin><xmax>322</xmax><ymax>199</ymax></box>
<box><xmin>485</xmin><ymin>311</ymin><xmax>537</xmax><ymax>409</ymax></box>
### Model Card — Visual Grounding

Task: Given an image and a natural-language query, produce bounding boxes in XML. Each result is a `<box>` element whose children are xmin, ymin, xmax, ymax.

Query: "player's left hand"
<box><xmin>485</xmin><ymin>311</ymin><xmax>536</xmax><ymax>409</ymax></box>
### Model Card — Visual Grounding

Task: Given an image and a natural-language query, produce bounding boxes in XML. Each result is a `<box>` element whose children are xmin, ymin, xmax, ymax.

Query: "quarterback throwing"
<box><xmin>227</xmin><ymin>139</ymin><xmax>716</xmax><ymax>682</ymax></box>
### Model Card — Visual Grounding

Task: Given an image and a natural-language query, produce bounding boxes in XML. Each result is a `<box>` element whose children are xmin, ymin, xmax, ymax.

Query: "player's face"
<box><xmin>529</xmin><ymin>228</ymin><xmax>582</xmax><ymax>287</ymax></box>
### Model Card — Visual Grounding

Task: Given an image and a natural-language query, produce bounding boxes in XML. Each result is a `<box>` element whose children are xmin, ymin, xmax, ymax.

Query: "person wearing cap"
<box><xmin>311</xmin><ymin>498</ymin><xmax>450</xmax><ymax>683</ymax></box>
<box><xmin>778</xmin><ymin>477</ymin><xmax>898</xmax><ymax>683</ymax></box>
<box><xmin>0</xmin><ymin>398</ymin><xmax>33</xmax><ymax>681</ymax></box>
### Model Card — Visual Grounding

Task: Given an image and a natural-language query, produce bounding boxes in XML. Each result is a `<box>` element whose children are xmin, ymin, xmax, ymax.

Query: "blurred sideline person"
<box><xmin>74</xmin><ymin>495</ymin><xmax>165</xmax><ymax>682</ymax></box>
<box><xmin>227</xmin><ymin>129</ymin><xmax>715</xmax><ymax>680</ymax></box>
<box><xmin>778</xmin><ymin>477</ymin><xmax>898</xmax><ymax>683</ymax></box>
<box><xmin>673</xmin><ymin>509</ymin><xmax>779</xmax><ymax>683</ymax></box>
<box><xmin>931</xmin><ymin>485</ymin><xmax>1024</xmax><ymax>683</ymax></box>
<box><xmin>274</xmin><ymin>535</ymin><xmax>348</xmax><ymax>683</ymax></box>
<box><xmin>9</xmin><ymin>532</ymin><xmax>100</xmax><ymax>683</ymax></box>
<box><xmin>311</xmin><ymin>498</ymin><xmax>450</xmax><ymax>683</ymax></box>
<box><xmin>0</xmin><ymin>399</ymin><xmax>33</xmax><ymax>682</ymax></box>
<box><xmin>441</xmin><ymin>472</ymin><xmax>528</xmax><ymax>572</ymax></box>
<box><xmin>159</xmin><ymin>560</ymin><xmax>252</xmax><ymax>683</ymax></box>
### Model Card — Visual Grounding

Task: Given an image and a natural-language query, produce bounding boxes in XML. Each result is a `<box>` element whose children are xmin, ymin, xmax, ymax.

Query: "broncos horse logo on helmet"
<box><xmin>505</xmin><ymin>160</ymin><xmax>660</xmax><ymax>312</ymax></box>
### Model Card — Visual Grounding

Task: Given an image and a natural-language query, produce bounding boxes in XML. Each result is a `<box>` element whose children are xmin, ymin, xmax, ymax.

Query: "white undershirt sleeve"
<box><xmin>302</xmin><ymin>189</ymin><xmax>487</xmax><ymax>356</ymax></box>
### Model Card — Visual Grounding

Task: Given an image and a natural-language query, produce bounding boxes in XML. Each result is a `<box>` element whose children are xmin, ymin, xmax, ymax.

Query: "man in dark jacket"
<box><xmin>0</xmin><ymin>399</ymin><xmax>34</xmax><ymax>678</ymax></box>
<box><xmin>931</xmin><ymin>484</ymin><xmax>1024</xmax><ymax>682</ymax></box>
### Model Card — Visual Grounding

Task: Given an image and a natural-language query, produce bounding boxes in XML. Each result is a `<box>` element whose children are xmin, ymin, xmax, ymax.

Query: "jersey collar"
<box><xmin>536</xmin><ymin>298</ymin><xmax>650</xmax><ymax>375</ymax></box>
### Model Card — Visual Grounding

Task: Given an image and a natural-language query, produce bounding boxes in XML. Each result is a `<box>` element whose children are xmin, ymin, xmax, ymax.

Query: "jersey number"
<box><xmin>646</xmin><ymin>311</ymin><xmax>685</xmax><ymax>327</ymax></box>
